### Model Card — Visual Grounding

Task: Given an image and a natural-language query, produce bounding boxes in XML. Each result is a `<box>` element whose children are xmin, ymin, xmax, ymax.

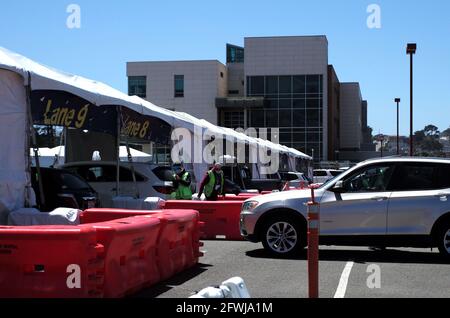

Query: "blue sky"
<box><xmin>2</xmin><ymin>0</ymin><xmax>449</xmax><ymax>136</ymax></box>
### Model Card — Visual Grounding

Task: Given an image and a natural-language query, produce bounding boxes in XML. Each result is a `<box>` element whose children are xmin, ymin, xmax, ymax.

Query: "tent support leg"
<box><xmin>25</xmin><ymin>72</ymin><xmax>45</xmax><ymax>209</ymax></box>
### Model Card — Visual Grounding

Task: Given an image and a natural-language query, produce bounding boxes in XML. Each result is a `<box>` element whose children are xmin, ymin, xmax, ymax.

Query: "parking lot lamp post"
<box><xmin>395</xmin><ymin>98</ymin><xmax>401</xmax><ymax>155</ymax></box>
<box><xmin>406</xmin><ymin>43</ymin><xmax>417</xmax><ymax>156</ymax></box>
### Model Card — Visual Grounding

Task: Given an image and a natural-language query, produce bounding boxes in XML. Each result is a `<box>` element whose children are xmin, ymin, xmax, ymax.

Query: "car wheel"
<box><xmin>261</xmin><ymin>216</ymin><xmax>303</xmax><ymax>257</ymax></box>
<box><xmin>437</xmin><ymin>222</ymin><xmax>450</xmax><ymax>259</ymax></box>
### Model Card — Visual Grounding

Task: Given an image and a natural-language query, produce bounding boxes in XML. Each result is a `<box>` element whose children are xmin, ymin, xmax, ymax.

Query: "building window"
<box><xmin>223</xmin><ymin>110</ymin><xmax>244</xmax><ymax>129</ymax></box>
<box><xmin>246</xmin><ymin>74</ymin><xmax>324</xmax><ymax>160</ymax></box>
<box><xmin>128</xmin><ymin>76</ymin><xmax>146</xmax><ymax>98</ymax></box>
<box><xmin>174</xmin><ymin>75</ymin><xmax>184</xmax><ymax>98</ymax></box>
<box><xmin>226</xmin><ymin>44</ymin><xmax>244</xmax><ymax>63</ymax></box>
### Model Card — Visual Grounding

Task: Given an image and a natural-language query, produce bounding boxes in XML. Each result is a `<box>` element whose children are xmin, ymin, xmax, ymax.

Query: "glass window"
<box><xmin>226</xmin><ymin>44</ymin><xmax>244</xmax><ymax>63</ymax></box>
<box><xmin>314</xmin><ymin>170</ymin><xmax>328</xmax><ymax>177</ymax></box>
<box><xmin>389</xmin><ymin>163</ymin><xmax>439</xmax><ymax>191</ymax></box>
<box><xmin>293</xmin><ymin>76</ymin><xmax>306</xmax><ymax>94</ymax></box>
<box><xmin>330</xmin><ymin>171</ymin><xmax>342</xmax><ymax>177</ymax></box>
<box><xmin>306</xmin><ymin>99</ymin><xmax>320</xmax><ymax>109</ymax></box>
<box><xmin>438</xmin><ymin>164</ymin><xmax>450</xmax><ymax>189</ymax></box>
<box><xmin>265</xmin><ymin>76</ymin><xmax>278</xmax><ymax>95</ymax></box>
<box><xmin>265</xmin><ymin>110</ymin><xmax>278</xmax><ymax>127</ymax></box>
<box><xmin>265</xmin><ymin>99</ymin><xmax>278</xmax><ymax>109</ymax></box>
<box><xmin>306</xmin><ymin>75</ymin><xmax>320</xmax><ymax>94</ymax></box>
<box><xmin>293</xmin><ymin>130</ymin><xmax>305</xmax><ymax>143</ymax></box>
<box><xmin>306</xmin><ymin>109</ymin><xmax>320</xmax><ymax>127</ymax></box>
<box><xmin>279</xmin><ymin>76</ymin><xmax>292</xmax><ymax>95</ymax></box>
<box><xmin>249</xmin><ymin>110</ymin><xmax>264</xmax><ymax>127</ymax></box>
<box><xmin>223</xmin><ymin>110</ymin><xmax>244</xmax><ymax>129</ymax></box>
<box><xmin>128</xmin><ymin>76</ymin><xmax>146</xmax><ymax>98</ymax></box>
<box><xmin>174</xmin><ymin>75</ymin><xmax>184</xmax><ymax>98</ymax></box>
<box><xmin>279</xmin><ymin>110</ymin><xmax>292</xmax><ymax>127</ymax></box>
<box><xmin>279</xmin><ymin>99</ymin><xmax>291</xmax><ymax>109</ymax></box>
<box><xmin>292</xmin><ymin>109</ymin><xmax>306</xmax><ymax>127</ymax></box>
<box><xmin>55</xmin><ymin>172</ymin><xmax>90</xmax><ymax>190</ymax></box>
<box><xmin>307</xmin><ymin>131</ymin><xmax>320</xmax><ymax>142</ymax></box>
<box><xmin>249</xmin><ymin>76</ymin><xmax>264</xmax><ymax>96</ymax></box>
<box><xmin>343</xmin><ymin>164</ymin><xmax>395</xmax><ymax>193</ymax></box>
<box><xmin>280</xmin><ymin>132</ymin><xmax>292</xmax><ymax>144</ymax></box>
<box><xmin>293</xmin><ymin>99</ymin><xmax>305</xmax><ymax>109</ymax></box>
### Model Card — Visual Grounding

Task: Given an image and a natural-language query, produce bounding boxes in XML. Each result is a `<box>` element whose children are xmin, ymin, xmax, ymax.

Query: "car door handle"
<box><xmin>435</xmin><ymin>193</ymin><xmax>450</xmax><ymax>199</ymax></box>
<box><xmin>371</xmin><ymin>196</ymin><xmax>388</xmax><ymax>201</ymax></box>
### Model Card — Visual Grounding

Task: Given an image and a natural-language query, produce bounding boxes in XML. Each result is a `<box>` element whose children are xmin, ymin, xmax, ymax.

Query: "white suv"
<box><xmin>240</xmin><ymin>158</ymin><xmax>450</xmax><ymax>258</ymax></box>
<box><xmin>61</xmin><ymin>161</ymin><xmax>196</xmax><ymax>207</ymax></box>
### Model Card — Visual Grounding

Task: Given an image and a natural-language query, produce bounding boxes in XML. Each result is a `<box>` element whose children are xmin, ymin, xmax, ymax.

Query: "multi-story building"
<box><xmin>127</xmin><ymin>35</ymin><xmax>369</xmax><ymax>162</ymax></box>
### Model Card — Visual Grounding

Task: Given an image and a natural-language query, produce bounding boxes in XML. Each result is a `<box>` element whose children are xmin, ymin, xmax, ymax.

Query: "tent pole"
<box><xmin>116</xmin><ymin>106</ymin><xmax>121</xmax><ymax>197</ymax></box>
<box><xmin>119</xmin><ymin>108</ymin><xmax>139</xmax><ymax>199</ymax></box>
<box><xmin>25</xmin><ymin>72</ymin><xmax>45</xmax><ymax>209</ymax></box>
<box><xmin>125</xmin><ymin>138</ymin><xmax>140</xmax><ymax>199</ymax></box>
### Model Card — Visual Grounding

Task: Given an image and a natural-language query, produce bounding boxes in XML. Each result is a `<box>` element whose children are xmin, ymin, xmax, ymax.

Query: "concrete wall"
<box><xmin>127</xmin><ymin>60</ymin><xmax>226</xmax><ymax>124</ymax></box>
<box><xmin>340</xmin><ymin>83</ymin><xmax>362</xmax><ymax>150</ymax></box>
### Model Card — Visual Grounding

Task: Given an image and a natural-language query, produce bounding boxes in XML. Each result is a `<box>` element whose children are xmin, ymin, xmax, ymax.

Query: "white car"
<box><xmin>313</xmin><ymin>169</ymin><xmax>342</xmax><ymax>184</ymax></box>
<box><xmin>241</xmin><ymin>157</ymin><xmax>450</xmax><ymax>258</ymax></box>
<box><xmin>61</xmin><ymin>161</ymin><xmax>196</xmax><ymax>207</ymax></box>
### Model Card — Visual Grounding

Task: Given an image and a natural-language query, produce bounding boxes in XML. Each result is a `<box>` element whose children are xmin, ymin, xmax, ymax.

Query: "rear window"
<box><xmin>389</xmin><ymin>163</ymin><xmax>439</xmax><ymax>191</ymax></box>
<box><xmin>314</xmin><ymin>171</ymin><xmax>328</xmax><ymax>177</ymax></box>
<box><xmin>152</xmin><ymin>166</ymin><xmax>174</xmax><ymax>181</ymax></box>
<box><xmin>55</xmin><ymin>172</ymin><xmax>91</xmax><ymax>190</ymax></box>
<box><xmin>437</xmin><ymin>164</ymin><xmax>450</xmax><ymax>189</ymax></box>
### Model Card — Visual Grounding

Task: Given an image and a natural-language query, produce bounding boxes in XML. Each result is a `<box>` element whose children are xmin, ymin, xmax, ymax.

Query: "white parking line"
<box><xmin>334</xmin><ymin>261</ymin><xmax>354</xmax><ymax>298</ymax></box>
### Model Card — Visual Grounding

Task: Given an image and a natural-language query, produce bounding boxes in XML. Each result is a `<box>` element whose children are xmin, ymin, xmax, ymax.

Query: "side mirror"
<box><xmin>332</xmin><ymin>181</ymin><xmax>346</xmax><ymax>193</ymax></box>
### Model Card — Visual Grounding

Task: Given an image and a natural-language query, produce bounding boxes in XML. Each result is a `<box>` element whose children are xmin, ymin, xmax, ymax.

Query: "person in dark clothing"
<box><xmin>198</xmin><ymin>163</ymin><xmax>225</xmax><ymax>201</ymax></box>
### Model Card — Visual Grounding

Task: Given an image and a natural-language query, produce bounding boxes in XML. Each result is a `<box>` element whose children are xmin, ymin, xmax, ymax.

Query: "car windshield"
<box><xmin>318</xmin><ymin>174</ymin><xmax>341</xmax><ymax>189</ymax></box>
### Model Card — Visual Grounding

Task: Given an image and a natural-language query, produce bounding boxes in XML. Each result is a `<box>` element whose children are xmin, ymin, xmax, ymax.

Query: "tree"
<box><xmin>414</xmin><ymin>125</ymin><xmax>444</xmax><ymax>156</ymax></box>
<box><xmin>442</xmin><ymin>127</ymin><xmax>450</xmax><ymax>137</ymax></box>
<box><xmin>424</xmin><ymin>125</ymin><xmax>440</xmax><ymax>137</ymax></box>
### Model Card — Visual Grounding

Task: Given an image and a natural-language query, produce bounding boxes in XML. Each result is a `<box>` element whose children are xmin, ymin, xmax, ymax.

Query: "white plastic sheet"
<box><xmin>0</xmin><ymin>70</ymin><xmax>28</xmax><ymax>224</ymax></box>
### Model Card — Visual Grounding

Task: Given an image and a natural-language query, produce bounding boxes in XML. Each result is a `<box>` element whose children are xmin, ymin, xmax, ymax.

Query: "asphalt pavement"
<box><xmin>133</xmin><ymin>241</ymin><xmax>450</xmax><ymax>298</ymax></box>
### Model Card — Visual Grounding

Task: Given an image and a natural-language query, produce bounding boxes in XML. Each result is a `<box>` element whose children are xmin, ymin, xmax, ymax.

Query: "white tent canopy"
<box><xmin>0</xmin><ymin>46</ymin><xmax>311</xmax><ymax>161</ymax></box>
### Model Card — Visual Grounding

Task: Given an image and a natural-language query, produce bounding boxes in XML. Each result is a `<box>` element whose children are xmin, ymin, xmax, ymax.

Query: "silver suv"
<box><xmin>240</xmin><ymin>158</ymin><xmax>450</xmax><ymax>258</ymax></box>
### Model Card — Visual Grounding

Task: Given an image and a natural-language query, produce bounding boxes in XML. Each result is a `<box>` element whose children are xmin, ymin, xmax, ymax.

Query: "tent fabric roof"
<box><xmin>0</xmin><ymin>46</ymin><xmax>311</xmax><ymax>160</ymax></box>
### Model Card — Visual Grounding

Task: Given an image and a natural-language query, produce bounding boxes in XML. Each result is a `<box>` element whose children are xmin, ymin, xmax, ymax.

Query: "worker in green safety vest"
<box><xmin>170</xmin><ymin>163</ymin><xmax>193</xmax><ymax>200</ymax></box>
<box><xmin>198</xmin><ymin>163</ymin><xmax>225</xmax><ymax>201</ymax></box>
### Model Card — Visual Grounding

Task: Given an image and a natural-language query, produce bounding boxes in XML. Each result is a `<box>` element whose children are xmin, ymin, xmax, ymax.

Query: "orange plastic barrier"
<box><xmin>80</xmin><ymin>209</ymin><xmax>156</xmax><ymax>224</ymax></box>
<box><xmin>92</xmin><ymin>216</ymin><xmax>161</xmax><ymax>298</ymax></box>
<box><xmin>143</xmin><ymin>210</ymin><xmax>201</xmax><ymax>280</ymax></box>
<box><xmin>163</xmin><ymin>201</ymin><xmax>244</xmax><ymax>241</ymax></box>
<box><xmin>82</xmin><ymin>208</ymin><xmax>203</xmax><ymax>282</ymax></box>
<box><xmin>0</xmin><ymin>225</ymin><xmax>104</xmax><ymax>298</ymax></box>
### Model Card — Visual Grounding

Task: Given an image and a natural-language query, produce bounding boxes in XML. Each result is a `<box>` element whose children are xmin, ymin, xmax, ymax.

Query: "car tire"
<box><xmin>261</xmin><ymin>216</ymin><xmax>304</xmax><ymax>257</ymax></box>
<box><xmin>436</xmin><ymin>222</ymin><xmax>450</xmax><ymax>259</ymax></box>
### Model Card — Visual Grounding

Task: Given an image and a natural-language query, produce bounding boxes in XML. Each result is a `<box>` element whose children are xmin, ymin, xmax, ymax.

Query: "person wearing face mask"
<box><xmin>197</xmin><ymin>163</ymin><xmax>225</xmax><ymax>201</ymax></box>
<box><xmin>170</xmin><ymin>163</ymin><xmax>192</xmax><ymax>200</ymax></box>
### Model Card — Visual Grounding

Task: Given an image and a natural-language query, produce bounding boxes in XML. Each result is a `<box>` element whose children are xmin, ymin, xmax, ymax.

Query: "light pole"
<box><xmin>395</xmin><ymin>98</ymin><xmax>401</xmax><ymax>155</ymax></box>
<box><xmin>406</xmin><ymin>43</ymin><xmax>417</xmax><ymax>156</ymax></box>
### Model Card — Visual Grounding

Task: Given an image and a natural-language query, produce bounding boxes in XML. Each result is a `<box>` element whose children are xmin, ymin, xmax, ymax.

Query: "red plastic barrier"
<box><xmin>91</xmin><ymin>216</ymin><xmax>161</xmax><ymax>298</ymax></box>
<box><xmin>163</xmin><ymin>201</ymin><xmax>244</xmax><ymax>241</ymax></box>
<box><xmin>141</xmin><ymin>210</ymin><xmax>200</xmax><ymax>280</ymax></box>
<box><xmin>80</xmin><ymin>209</ymin><xmax>156</xmax><ymax>224</ymax></box>
<box><xmin>82</xmin><ymin>208</ymin><xmax>203</xmax><ymax>282</ymax></box>
<box><xmin>0</xmin><ymin>225</ymin><xmax>104</xmax><ymax>298</ymax></box>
